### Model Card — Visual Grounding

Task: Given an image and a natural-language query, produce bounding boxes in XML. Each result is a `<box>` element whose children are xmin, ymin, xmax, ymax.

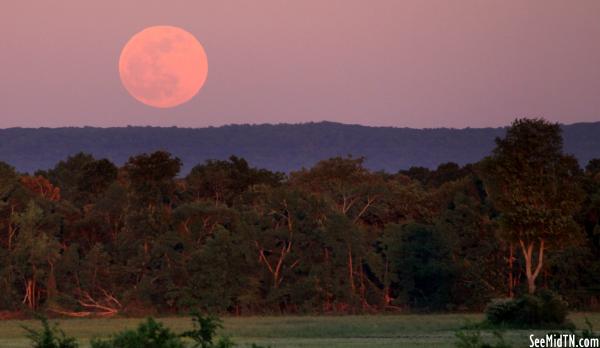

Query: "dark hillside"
<box><xmin>0</xmin><ymin>121</ymin><xmax>598</xmax><ymax>173</ymax></box>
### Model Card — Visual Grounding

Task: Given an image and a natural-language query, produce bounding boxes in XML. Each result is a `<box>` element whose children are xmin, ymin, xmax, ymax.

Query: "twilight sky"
<box><xmin>1</xmin><ymin>0</ymin><xmax>599</xmax><ymax>128</ymax></box>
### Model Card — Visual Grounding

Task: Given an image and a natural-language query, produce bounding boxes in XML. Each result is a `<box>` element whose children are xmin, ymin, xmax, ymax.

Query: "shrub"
<box><xmin>537</xmin><ymin>289</ymin><xmax>569</xmax><ymax>325</ymax></box>
<box><xmin>180</xmin><ymin>312</ymin><xmax>234</xmax><ymax>348</ymax></box>
<box><xmin>22</xmin><ymin>316</ymin><xmax>79</xmax><ymax>348</ymax></box>
<box><xmin>485</xmin><ymin>298</ymin><xmax>519</xmax><ymax>325</ymax></box>
<box><xmin>485</xmin><ymin>290</ymin><xmax>570</xmax><ymax>328</ymax></box>
<box><xmin>24</xmin><ymin>314</ymin><xmax>268</xmax><ymax>348</ymax></box>
<box><xmin>513</xmin><ymin>294</ymin><xmax>544</xmax><ymax>326</ymax></box>
<box><xmin>90</xmin><ymin>317</ymin><xmax>185</xmax><ymax>348</ymax></box>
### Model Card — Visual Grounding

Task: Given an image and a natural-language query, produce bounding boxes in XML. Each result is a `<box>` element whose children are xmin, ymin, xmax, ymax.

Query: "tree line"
<box><xmin>0</xmin><ymin>118</ymin><xmax>599</xmax><ymax>316</ymax></box>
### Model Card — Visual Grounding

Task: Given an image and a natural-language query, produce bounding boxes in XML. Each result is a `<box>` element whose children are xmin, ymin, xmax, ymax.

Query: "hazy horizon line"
<box><xmin>1</xmin><ymin>119</ymin><xmax>598</xmax><ymax>131</ymax></box>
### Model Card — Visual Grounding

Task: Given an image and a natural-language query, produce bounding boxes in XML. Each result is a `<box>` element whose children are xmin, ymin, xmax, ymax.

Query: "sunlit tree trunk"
<box><xmin>519</xmin><ymin>239</ymin><xmax>545</xmax><ymax>294</ymax></box>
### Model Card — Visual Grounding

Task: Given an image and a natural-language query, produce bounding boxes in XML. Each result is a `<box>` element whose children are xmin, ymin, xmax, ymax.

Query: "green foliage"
<box><xmin>22</xmin><ymin>316</ymin><xmax>79</xmax><ymax>348</ymax></box>
<box><xmin>536</xmin><ymin>290</ymin><xmax>570</xmax><ymax>325</ymax></box>
<box><xmin>436</xmin><ymin>189</ymin><xmax>503</xmax><ymax>308</ymax></box>
<box><xmin>90</xmin><ymin>318</ymin><xmax>184</xmax><ymax>348</ymax></box>
<box><xmin>22</xmin><ymin>314</ymin><xmax>271</xmax><ymax>348</ymax></box>
<box><xmin>181</xmin><ymin>312</ymin><xmax>231</xmax><ymax>348</ymax></box>
<box><xmin>124</xmin><ymin>150</ymin><xmax>182</xmax><ymax>208</ymax></box>
<box><xmin>89</xmin><ymin>314</ymin><xmax>263</xmax><ymax>348</ymax></box>
<box><xmin>484</xmin><ymin>290</ymin><xmax>570</xmax><ymax>328</ymax></box>
<box><xmin>185</xmin><ymin>225</ymin><xmax>256</xmax><ymax>312</ymax></box>
<box><xmin>0</xmin><ymin>119</ymin><xmax>598</xmax><ymax>315</ymax></box>
<box><xmin>186</xmin><ymin>155</ymin><xmax>283</xmax><ymax>206</ymax></box>
<box><xmin>482</xmin><ymin>118</ymin><xmax>584</xmax><ymax>244</ymax></box>
<box><xmin>481</xmin><ymin>119</ymin><xmax>584</xmax><ymax>294</ymax></box>
<box><xmin>485</xmin><ymin>299</ymin><xmax>519</xmax><ymax>326</ymax></box>
<box><xmin>383</xmin><ymin>223</ymin><xmax>457</xmax><ymax>310</ymax></box>
<box><xmin>402</xmin><ymin>162</ymin><xmax>470</xmax><ymax>188</ymax></box>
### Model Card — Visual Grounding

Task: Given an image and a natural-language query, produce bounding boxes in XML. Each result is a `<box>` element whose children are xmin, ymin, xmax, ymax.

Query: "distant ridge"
<box><xmin>1</xmin><ymin>121</ymin><xmax>599</xmax><ymax>174</ymax></box>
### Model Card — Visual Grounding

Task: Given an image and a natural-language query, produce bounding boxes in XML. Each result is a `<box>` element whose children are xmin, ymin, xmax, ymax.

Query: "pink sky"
<box><xmin>1</xmin><ymin>0</ymin><xmax>599</xmax><ymax>128</ymax></box>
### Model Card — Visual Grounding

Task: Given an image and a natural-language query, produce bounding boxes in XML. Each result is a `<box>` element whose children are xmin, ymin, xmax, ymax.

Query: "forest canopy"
<box><xmin>0</xmin><ymin>118</ymin><xmax>599</xmax><ymax>316</ymax></box>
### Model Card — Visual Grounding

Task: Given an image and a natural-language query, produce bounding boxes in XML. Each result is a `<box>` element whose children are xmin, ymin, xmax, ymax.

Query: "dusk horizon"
<box><xmin>2</xmin><ymin>2</ymin><xmax>600</xmax><ymax>347</ymax></box>
<box><xmin>1</xmin><ymin>118</ymin><xmax>599</xmax><ymax>130</ymax></box>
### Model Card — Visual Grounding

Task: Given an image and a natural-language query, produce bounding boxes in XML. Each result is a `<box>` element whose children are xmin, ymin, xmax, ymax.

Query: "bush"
<box><xmin>485</xmin><ymin>290</ymin><xmax>570</xmax><ymax>328</ymax></box>
<box><xmin>90</xmin><ymin>317</ymin><xmax>184</xmax><ymax>348</ymax></box>
<box><xmin>485</xmin><ymin>298</ymin><xmax>519</xmax><ymax>325</ymax></box>
<box><xmin>90</xmin><ymin>313</ymin><xmax>266</xmax><ymax>348</ymax></box>
<box><xmin>22</xmin><ymin>316</ymin><xmax>79</xmax><ymax>348</ymax></box>
<box><xmin>24</xmin><ymin>314</ymin><xmax>268</xmax><ymax>348</ymax></box>
<box><xmin>180</xmin><ymin>312</ymin><xmax>234</xmax><ymax>348</ymax></box>
<box><xmin>537</xmin><ymin>289</ymin><xmax>569</xmax><ymax>325</ymax></box>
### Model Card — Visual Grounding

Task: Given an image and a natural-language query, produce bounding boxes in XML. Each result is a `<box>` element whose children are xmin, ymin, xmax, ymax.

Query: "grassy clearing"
<box><xmin>0</xmin><ymin>313</ymin><xmax>598</xmax><ymax>348</ymax></box>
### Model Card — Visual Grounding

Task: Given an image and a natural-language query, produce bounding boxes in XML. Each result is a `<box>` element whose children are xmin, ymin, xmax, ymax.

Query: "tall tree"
<box><xmin>12</xmin><ymin>201</ymin><xmax>62</xmax><ymax>310</ymax></box>
<box><xmin>481</xmin><ymin>118</ymin><xmax>583</xmax><ymax>294</ymax></box>
<box><xmin>290</xmin><ymin>157</ymin><xmax>385</xmax><ymax>303</ymax></box>
<box><xmin>120</xmin><ymin>151</ymin><xmax>183</xmax><ymax>308</ymax></box>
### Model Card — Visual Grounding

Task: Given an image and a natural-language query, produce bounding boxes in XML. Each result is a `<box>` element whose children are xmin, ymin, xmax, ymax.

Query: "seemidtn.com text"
<box><xmin>530</xmin><ymin>334</ymin><xmax>599</xmax><ymax>348</ymax></box>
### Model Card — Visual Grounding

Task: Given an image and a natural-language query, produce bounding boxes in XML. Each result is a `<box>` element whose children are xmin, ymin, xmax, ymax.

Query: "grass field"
<box><xmin>0</xmin><ymin>313</ymin><xmax>599</xmax><ymax>348</ymax></box>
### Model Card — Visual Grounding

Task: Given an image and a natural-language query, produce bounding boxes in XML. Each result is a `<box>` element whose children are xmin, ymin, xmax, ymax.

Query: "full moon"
<box><xmin>118</xmin><ymin>26</ymin><xmax>208</xmax><ymax>108</ymax></box>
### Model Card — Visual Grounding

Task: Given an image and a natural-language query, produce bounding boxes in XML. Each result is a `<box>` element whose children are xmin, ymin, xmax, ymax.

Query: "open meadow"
<box><xmin>0</xmin><ymin>313</ymin><xmax>599</xmax><ymax>348</ymax></box>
